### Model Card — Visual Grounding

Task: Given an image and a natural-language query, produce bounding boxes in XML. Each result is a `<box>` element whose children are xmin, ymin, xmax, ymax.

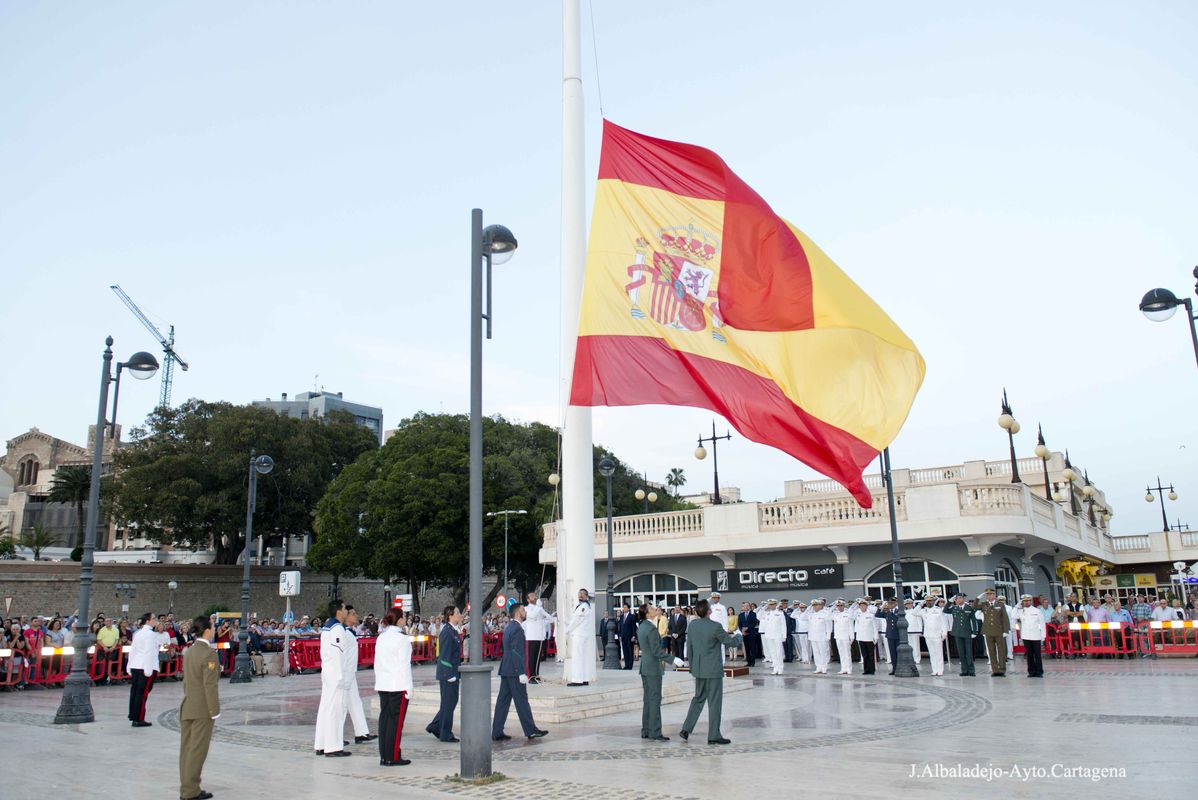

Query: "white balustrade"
<box><xmin>759</xmin><ymin>493</ymin><xmax>902</xmax><ymax>530</ymax></box>
<box><xmin>1111</xmin><ymin>535</ymin><xmax>1151</xmax><ymax>552</ymax></box>
<box><xmin>958</xmin><ymin>486</ymin><xmax>1025</xmax><ymax>515</ymax></box>
<box><xmin>1029</xmin><ymin>494</ymin><xmax>1057</xmax><ymax>524</ymax></box>
<box><xmin>909</xmin><ymin>466</ymin><xmax>963</xmax><ymax>484</ymax></box>
<box><xmin>1182</xmin><ymin>531</ymin><xmax>1198</xmax><ymax>548</ymax></box>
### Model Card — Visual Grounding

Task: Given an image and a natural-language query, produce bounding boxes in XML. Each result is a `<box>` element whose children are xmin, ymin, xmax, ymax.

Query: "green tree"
<box><xmin>314</xmin><ymin>413</ymin><xmax>694</xmax><ymax>610</ymax></box>
<box><xmin>48</xmin><ymin>465</ymin><xmax>91</xmax><ymax>549</ymax></box>
<box><xmin>666</xmin><ymin>467</ymin><xmax>687</xmax><ymax>496</ymax></box>
<box><xmin>109</xmin><ymin>400</ymin><xmax>378</xmax><ymax>564</ymax></box>
<box><xmin>20</xmin><ymin>524</ymin><xmax>56</xmax><ymax>560</ymax></box>
<box><xmin>0</xmin><ymin>535</ymin><xmax>16</xmax><ymax>559</ymax></box>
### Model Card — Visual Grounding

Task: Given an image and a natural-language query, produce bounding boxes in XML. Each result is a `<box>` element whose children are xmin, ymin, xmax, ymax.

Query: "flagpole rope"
<box><xmin>587</xmin><ymin>0</ymin><xmax>605</xmax><ymax>117</ymax></box>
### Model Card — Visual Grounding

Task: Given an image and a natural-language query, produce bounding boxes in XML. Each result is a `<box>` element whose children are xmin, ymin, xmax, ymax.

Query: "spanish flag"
<box><xmin>570</xmin><ymin>121</ymin><xmax>925</xmax><ymax>507</ymax></box>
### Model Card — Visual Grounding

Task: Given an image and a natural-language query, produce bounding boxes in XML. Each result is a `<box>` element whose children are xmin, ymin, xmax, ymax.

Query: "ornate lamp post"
<box><xmin>634</xmin><ymin>473</ymin><xmax>658</xmax><ymax>514</ymax></box>
<box><xmin>167</xmin><ymin>580</ymin><xmax>178</xmax><ymax>613</ymax></box>
<box><xmin>1145</xmin><ymin>477</ymin><xmax>1177</xmax><ymax>534</ymax></box>
<box><xmin>598</xmin><ymin>457</ymin><xmax>620</xmax><ymax>670</ymax></box>
<box><xmin>231</xmin><ymin>452</ymin><xmax>274</xmax><ymax>684</ymax></box>
<box><xmin>1033</xmin><ymin>425</ymin><xmax>1053</xmax><ymax>501</ymax></box>
<box><xmin>694</xmin><ymin>422</ymin><xmax>732</xmax><ymax>504</ymax></box>
<box><xmin>997</xmin><ymin>389</ymin><xmax>1022</xmax><ymax>483</ymax></box>
<box><xmin>55</xmin><ymin>337</ymin><xmax>158</xmax><ymax>725</ymax></box>
<box><xmin>486</xmin><ymin>509</ymin><xmax>527</xmax><ymax>595</ymax></box>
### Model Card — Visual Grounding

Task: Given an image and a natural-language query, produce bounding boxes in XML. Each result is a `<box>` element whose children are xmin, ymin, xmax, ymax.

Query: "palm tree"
<box><xmin>20</xmin><ymin>524</ymin><xmax>57</xmax><ymax>560</ymax></box>
<box><xmin>666</xmin><ymin>467</ymin><xmax>687</xmax><ymax>497</ymax></box>
<box><xmin>48</xmin><ymin>465</ymin><xmax>91</xmax><ymax>549</ymax></box>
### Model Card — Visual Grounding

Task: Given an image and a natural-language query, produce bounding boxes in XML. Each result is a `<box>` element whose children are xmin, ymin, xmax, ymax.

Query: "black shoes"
<box><xmin>708</xmin><ymin>737</ymin><xmax>732</xmax><ymax>745</ymax></box>
<box><xmin>527</xmin><ymin>729</ymin><xmax>549</xmax><ymax>740</ymax></box>
<box><xmin>131</xmin><ymin>721</ymin><xmax>151</xmax><ymax>728</ymax></box>
<box><xmin>651</xmin><ymin>735</ymin><xmax>670</xmax><ymax>741</ymax></box>
<box><xmin>196</xmin><ymin>793</ymin><xmax>213</xmax><ymax>800</ymax></box>
<box><xmin>493</xmin><ymin>734</ymin><xmax>512</xmax><ymax>741</ymax></box>
<box><xmin>442</xmin><ymin>736</ymin><xmax>460</xmax><ymax>743</ymax></box>
<box><xmin>678</xmin><ymin>730</ymin><xmax>689</xmax><ymax>740</ymax></box>
<box><xmin>324</xmin><ymin>750</ymin><xmax>352</xmax><ymax>758</ymax></box>
<box><xmin>380</xmin><ymin>757</ymin><xmax>411</xmax><ymax>767</ymax></box>
<box><xmin>354</xmin><ymin>734</ymin><xmax>378</xmax><ymax>743</ymax></box>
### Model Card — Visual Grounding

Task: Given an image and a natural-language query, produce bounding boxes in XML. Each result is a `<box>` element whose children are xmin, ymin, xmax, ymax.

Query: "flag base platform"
<box><xmin>405</xmin><ymin>664</ymin><xmax>751</xmax><ymax>724</ymax></box>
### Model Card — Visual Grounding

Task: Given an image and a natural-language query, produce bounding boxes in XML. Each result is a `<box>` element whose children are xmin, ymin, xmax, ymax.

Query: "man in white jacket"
<box><xmin>759</xmin><ymin>599</ymin><xmax>787</xmax><ymax>675</ymax></box>
<box><xmin>831</xmin><ymin>599</ymin><xmax>855</xmax><ymax>675</ymax></box>
<box><xmin>342</xmin><ymin>607</ymin><xmax>377</xmax><ymax>747</ymax></box>
<box><xmin>1014</xmin><ymin>594</ymin><xmax>1046</xmax><ymax>678</ymax></box>
<box><xmin>315</xmin><ymin>601</ymin><xmax>351</xmax><ymax>757</ymax></box>
<box><xmin>127</xmin><ymin>613</ymin><xmax>169</xmax><ymax>727</ymax></box>
<box><xmin>801</xmin><ymin>599</ymin><xmax>834</xmax><ymax>673</ymax></box>
<box><xmin>565</xmin><ymin>589</ymin><xmax>596</xmax><ymax>686</ymax></box>
<box><xmin>904</xmin><ymin>598</ymin><xmax>923</xmax><ymax>664</ymax></box>
<box><xmin>522</xmin><ymin>593</ymin><xmax>553</xmax><ymax>684</ymax></box>
<box><xmin>375</xmin><ymin>613</ymin><xmax>414</xmax><ymax>765</ymax></box>
<box><xmin>918</xmin><ymin>597</ymin><xmax>949</xmax><ymax>676</ymax></box>
<box><xmin>852</xmin><ymin>600</ymin><xmax>879</xmax><ymax>675</ymax></box>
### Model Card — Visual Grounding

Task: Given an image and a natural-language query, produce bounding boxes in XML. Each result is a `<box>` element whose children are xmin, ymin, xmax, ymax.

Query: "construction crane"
<box><xmin>110</xmin><ymin>285</ymin><xmax>190</xmax><ymax>407</ymax></box>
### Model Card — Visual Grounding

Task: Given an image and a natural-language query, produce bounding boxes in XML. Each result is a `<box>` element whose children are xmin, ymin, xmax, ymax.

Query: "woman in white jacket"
<box><xmin>375</xmin><ymin>613</ymin><xmax>414</xmax><ymax>766</ymax></box>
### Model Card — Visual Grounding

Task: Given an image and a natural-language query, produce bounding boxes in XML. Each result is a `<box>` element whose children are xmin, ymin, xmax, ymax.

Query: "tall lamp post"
<box><xmin>634</xmin><ymin>472</ymin><xmax>658</xmax><ymax>514</ymax></box>
<box><xmin>881</xmin><ymin>448</ymin><xmax>918</xmax><ymax>678</ymax></box>
<box><xmin>168</xmin><ymin>580</ymin><xmax>178</xmax><ymax>613</ymax></box>
<box><xmin>1145</xmin><ymin>477</ymin><xmax>1177</xmax><ymax>534</ymax></box>
<box><xmin>694</xmin><ymin>421</ymin><xmax>732</xmax><ymax>504</ymax></box>
<box><xmin>231</xmin><ymin>452</ymin><xmax>274</xmax><ymax>684</ymax></box>
<box><xmin>598</xmin><ymin>457</ymin><xmax>620</xmax><ymax>670</ymax></box>
<box><xmin>1081</xmin><ymin>470</ymin><xmax>1098</xmax><ymax>527</ymax></box>
<box><xmin>997</xmin><ymin>389</ymin><xmax>1022</xmax><ymax>483</ymax></box>
<box><xmin>55</xmin><ymin>337</ymin><xmax>158</xmax><ymax>725</ymax></box>
<box><xmin>463</xmin><ymin>208</ymin><xmax>518</xmax><ymax>779</ymax></box>
<box><xmin>1033</xmin><ymin>426</ymin><xmax>1053</xmax><ymax>501</ymax></box>
<box><xmin>1139</xmin><ymin>268</ymin><xmax>1198</xmax><ymax>372</ymax></box>
<box><xmin>108</xmin><ymin>351</ymin><xmax>160</xmax><ymax>439</ymax></box>
<box><xmin>486</xmin><ymin>509</ymin><xmax>527</xmax><ymax>595</ymax></box>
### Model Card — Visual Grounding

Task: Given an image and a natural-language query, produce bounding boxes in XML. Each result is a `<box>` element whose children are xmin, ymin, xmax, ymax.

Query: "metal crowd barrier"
<box><xmin>1137</xmin><ymin>619</ymin><xmax>1198</xmax><ymax>656</ymax></box>
<box><xmin>1058</xmin><ymin>622</ymin><xmax>1137</xmax><ymax>657</ymax></box>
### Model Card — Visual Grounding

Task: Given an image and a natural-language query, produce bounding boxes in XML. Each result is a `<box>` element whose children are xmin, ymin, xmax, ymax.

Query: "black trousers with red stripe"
<box><xmin>128</xmin><ymin>668</ymin><xmax>156</xmax><ymax>722</ymax></box>
<box><xmin>377</xmin><ymin>691</ymin><xmax>409</xmax><ymax>762</ymax></box>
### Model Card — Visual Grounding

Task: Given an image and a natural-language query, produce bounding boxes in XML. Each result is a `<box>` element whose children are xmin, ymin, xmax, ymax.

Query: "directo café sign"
<box><xmin>712</xmin><ymin>564</ymin><xmax>844</xmax><ymax>592</ymax></box>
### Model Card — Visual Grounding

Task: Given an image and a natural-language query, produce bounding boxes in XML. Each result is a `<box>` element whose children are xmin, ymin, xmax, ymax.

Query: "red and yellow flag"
<box><xmin>570</xmin><ymin>121</ymin><xmax>925</xmax><ymax>506</ymax></box>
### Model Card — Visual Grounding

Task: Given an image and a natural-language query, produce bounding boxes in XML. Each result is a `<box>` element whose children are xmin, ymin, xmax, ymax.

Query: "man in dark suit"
<box><xmin>492</xmin><ymin>605</ymin><xmax>548</xmax><ymax>741</ymax></box>
<box><xmin>638</xmin><ymin>604</ymin><xmax>678</xmax><ymax>741</ymax></box>
<box><xmin>679</xmin><ymin>599</ymin><xmax>742</xmax><ymax>745</ymax></box>
<box><xmin>780</xmin><ymin>600</ymin><xmax>797</xmax><ymax>662</ymax></box>
<box><xmin>619</xmin><ymin>603</ymin><xmax>637</xmax><ymax>670</ymax></box>
<box><xmin>880</xmin><ymin>598</ymin><xmax>902</xmax><ymax>674</ymax></box>
<box><xmin>669</xmin><ymin>607</ymin><xmax>687</xmax><ymax>658</ymax></box>
<box><xmin>425</xmin><ymin>606</ymin><xmax>462</xmax><ymax>742</ymax></box>
<box><xmin>737</xmin><ymin>603</ymin><xmax>759</xmax><ymax>667</ymax></box>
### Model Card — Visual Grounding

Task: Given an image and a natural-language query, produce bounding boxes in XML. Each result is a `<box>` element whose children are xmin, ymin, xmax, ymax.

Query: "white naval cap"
<box><xmin>766</xmin><ymin>598</ymin><xmax>778</xmax><ymax>605</ymax></box>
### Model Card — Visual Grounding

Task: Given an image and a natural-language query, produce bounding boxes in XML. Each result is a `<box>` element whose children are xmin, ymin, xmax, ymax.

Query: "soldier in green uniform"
<box><xmin>638</xmin><ymin>604</ymin><xmax>679</xmax><ymax>741</ymax></box>
<box><xmin>943</xmin><ymin>593</ymin><xmax>977</xmax><ymax>677</ymax></box>
<box><xmin>179</xmin><ymin>615</ymin><xmax>221</xmax><ymax>800</ymax></box>
<box><xmin>974</xmin><ymin>589</ymin><xmax>1010</xmax><ymax>676</ymax></box>
<box><xmin>679</xmin><ymin>599</ymin><xmax>743</xmax><ymax>744</ymax></box>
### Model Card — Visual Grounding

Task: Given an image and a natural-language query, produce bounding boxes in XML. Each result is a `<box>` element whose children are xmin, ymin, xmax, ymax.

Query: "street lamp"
<box><xmin>597</xmin><ymin>457</ymin><xmax>620</xmax><ymax>670</ymax></box>
<box><xmin>384</xmin><ymin>584</ymin><xmax>392</xmax><ymax>610</ymax></box>
<box><xmin>1139</xmin><ymin>268</ymin><xmax>1198</xmax><ymax>372</ymax></box>
<box><xmin>486</xmin><ymin>510</ymin><xmax>527</xmax><ymax>595</ymax></box>
<box><xmin>996</xmin><ymin>389</ymin><xmax>1022</xmax><ymax>483</ymax></box>
<box><xmin>1145</xmin><ymin>477</ymin><xmax>1178</xmax><ymax>534</ymax></box>
<box><xmin>56</xmin><ymin>336</ymin><xmax>158</xmax><ymax>725</ymax></box>
<box><xmin>231</xmin><ymin>452</ymin><xmax>274</xmax><ymax>684</ymax></box>
<box><xmin>694</xmin><ymin>421</ymin><xmax>732</xmax><ymax>504</ymax></box>
<box><xmin>634</xmin><ymin>472</ymin><xmax>658</xmax><ymax>514</ymax></box>
<box><xmin>168</xmin><ymin>580</ymin><xmax>178</xmax><ymax>613</ymax></box>
<box><xmin>1033</xmin><ymin>425</ymin><xmax>1053</xmax><ymax>501</ymax></box>
<box><xmin>1081</xmin><ymin>470</ymin><xmax>1098</xmax><ymax>527</ymax></box>
<box><xmin>881</xmin><ymin>448</ymin><xmax>918</xmax><ymax>678</ymax></box>
<box><xmin>108</xmin><ymin>351</ymin><xmax>160</xmax><ymax>439</ymax></box>
<box><xmin>463</xmin><ymin>209</ymin><xmax>518</xmax><ymax>779</ymax></box>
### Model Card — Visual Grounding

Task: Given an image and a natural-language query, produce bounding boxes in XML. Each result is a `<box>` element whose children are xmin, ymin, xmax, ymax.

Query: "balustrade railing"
<box><xmin>1183</xmin><ymin>531</ymin><xmax>1198</xmax><ymax>548</ymax></box>
<box><xmin>1111</xmin><ymin>535</ymin><xmax>1151</xmax><ymax>552</ymax></box>
<box><xmin>958</xmin><ymin>486</ymin><xmax>1025</xmax><ymax>515</ymax></box>
<box><xmin>759</xmin><ymin>493</ymin><xmax>902</xmax><ymax>530</ymax></box>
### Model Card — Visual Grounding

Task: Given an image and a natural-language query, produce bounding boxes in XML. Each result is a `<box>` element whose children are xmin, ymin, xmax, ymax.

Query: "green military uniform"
<box><xmin>975</xmin><ymin>597</ymin><xmax>1011</xmax><ymax>675</ymax></box>
<box><xmin>680</xmin><ymin>617</ymin><xmax>742</xmax><ymax>742</ymax></box>
<box><xmin>179</xmin><ymin>638</ymin><xmax>221</xmax><ymax>800</ymax></box>
<box><xmin>637</xmin><ymin>618</ymin><xmax>674</xmax><ymax>739</ymax></box>
<box><xmin>942</xmin><ymin>601</ymin><xmax>977</xmax><ymax>676</ymax></box>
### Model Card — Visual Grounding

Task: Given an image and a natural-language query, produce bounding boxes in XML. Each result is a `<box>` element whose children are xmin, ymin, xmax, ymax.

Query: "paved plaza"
<box><xmin>3</xmin><ymin>657</ymin><xmax>1195</xmax><ymax>799</ymax></box>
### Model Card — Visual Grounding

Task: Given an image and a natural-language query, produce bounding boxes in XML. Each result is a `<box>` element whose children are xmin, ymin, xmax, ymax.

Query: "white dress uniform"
<box><xmin>905</xmin><ymin>604</ymin><xmax>924</xmax><ymax>664</ymax></box>
<box><xmin>831</xmin><ymin>607</ymin><xmax>855</xmax><ymax>674</ymax></box>
<box><xmin>760</xmin><ymin>607</ymin><xmax>787</xmax><ymax>674</ymax></box>
<box><xmin>565</xmin><ymin>600</ymin><xmax>596</xmax><ymax>684</ymax></box>
<box><xmin>314</xmin><ymin>620</ymin><xmax>349</xmax><ymax>754</ymax></box>
<box><xmin>852</xmin><ymin>607</ymin><xmax>878</xmax><ymax>658</ymax></box>
<box><xmin>919</xmin><ymin>601</ymin><xmax>948</xmax><ymax>676</ymax></box>
<box><xmin>709</xmin><ymin>599</ymin><xmax>729</xmax><ymax>663</ymax></box>
<box><xmin>874</xmin><ymin>610</ymin><xmax>890</xmax><ymax>663</ymax></box>
<box><xmin>343</xmin><ymin>627</ymin><xmax>370</xmax><ymax>738</ymax></box>
<box><xmin>802</xmin><ymin>607</ymin><xmax>833</xmax><ymax>673</ymax></box>
<box><xmin>792</xmin><ymin>608</ymin><xmax>811</xmax><ymax>663</ymax></box>
<box><xmin>1003</xmin><ymin>603</ymin><xmax>1018</xmax><ymax>658</ymax></box>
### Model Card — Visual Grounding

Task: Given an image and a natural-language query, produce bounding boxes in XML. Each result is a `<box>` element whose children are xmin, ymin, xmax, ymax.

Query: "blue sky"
<box><xmin>2</xmin><ymin>2</ymin><xmax>1196</xmax><ymax>534</ymax></box>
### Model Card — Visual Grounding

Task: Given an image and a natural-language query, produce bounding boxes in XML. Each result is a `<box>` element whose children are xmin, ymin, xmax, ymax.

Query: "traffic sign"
<box><xmin>393</xmin><ymin>597</ymin><xmax>404</xmax><ymax>610</ymax></box>
<box><xmin>283</xmin><ymin>610</ymin><xmax>294</xmax><ymax>623</ymax></box>
<box><xmin>495</xmin><ymin>594</ymin><xmax>507</xmax><ymax>609</ymax></box>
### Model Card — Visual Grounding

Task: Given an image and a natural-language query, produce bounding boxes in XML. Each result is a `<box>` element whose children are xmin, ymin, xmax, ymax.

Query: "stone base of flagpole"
<box><xmin>891</xmin><ymin>614</ymin><xmax>919</xmax><ymax>678</ymax></box>
<box><xmin>459</xmin><ymin>664</ymin><xmax>493</xmax><ymax>778</ymax></box>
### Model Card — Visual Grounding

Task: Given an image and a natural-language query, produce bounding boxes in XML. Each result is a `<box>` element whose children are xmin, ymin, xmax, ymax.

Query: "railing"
<box><xmin>759</xmin><ymin>493</ymin><xmax>903</xmax><ymax>530</ymax></box>
<box><xmin>984</xmin><ymin>457</ymin><xmax>1044</xmax><ymax>478</ymax></box>
<box><xmin>542</xmin><ymin>509</ymin><xmax>705</xmax><ymax>547</ymax></box>
<box><xmin>1183</xmin><ymin>531</ymin><xmax>1198</xmax><ymax>548</ymax></box>
<box><xmin>799</xmin><ymin>474</ymin><xmax>885</xmax><ymax>494</ymax></box>
<box><xmin>1111</xmin><ymin>535</ymin><xmax>1152</xmax><ymax>552</ymax></box>
<box><xmin>958</xmin><ymin>486</ymin><xmax>1025</xmax><ymax>515</ymax></box>
<box><xmin>1063</xmin><ymin>514</ymin><xmax>1080</xmax><ymax>536</ymax></box>
<box><xmin>1030</xmin><ymin>494</ymin><xmax>1057</xmax><ymax>524</ymax></box>
<box><xmin>909</xmin><ymin>466</ymin><xmax>964</xmax><ymax>484</ymax></box>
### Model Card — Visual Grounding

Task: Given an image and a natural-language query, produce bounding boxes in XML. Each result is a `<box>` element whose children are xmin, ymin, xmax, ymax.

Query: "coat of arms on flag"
<box><xmin>625</xmin><ymin>227</ymin><xmax>725</xmax><ymax>342</ymax></box>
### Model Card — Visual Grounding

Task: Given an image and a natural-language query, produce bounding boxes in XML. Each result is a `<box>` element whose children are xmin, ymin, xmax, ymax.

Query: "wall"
<box><xmin>0</xmin><ymin>563</ymin><xmax>453</xmax><ymax>621</ymax></box>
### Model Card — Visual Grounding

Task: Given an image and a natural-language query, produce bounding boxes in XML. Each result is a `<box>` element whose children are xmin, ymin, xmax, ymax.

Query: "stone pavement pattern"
<box><xmin>1</xmin><ymin>659</ymin><xmax>1194</xmax><ymax>799</ymax></box>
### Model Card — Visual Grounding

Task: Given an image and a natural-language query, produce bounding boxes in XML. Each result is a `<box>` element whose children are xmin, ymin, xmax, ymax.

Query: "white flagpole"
<box><xmin>560</xmin><ymin>0</ymin><xmax>595</xmax><ymax>680</ymax></box>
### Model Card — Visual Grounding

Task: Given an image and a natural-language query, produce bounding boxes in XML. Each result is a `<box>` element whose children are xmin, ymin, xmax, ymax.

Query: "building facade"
<box><xmin>252</xmin><ymin>391</ymin><xmax>383</xmax><ymax>443</ymax></box>
<box><xmin>541</xmin><ymin>452</ymin><xmax>1198</xmax><ymax>611</ymax></box>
